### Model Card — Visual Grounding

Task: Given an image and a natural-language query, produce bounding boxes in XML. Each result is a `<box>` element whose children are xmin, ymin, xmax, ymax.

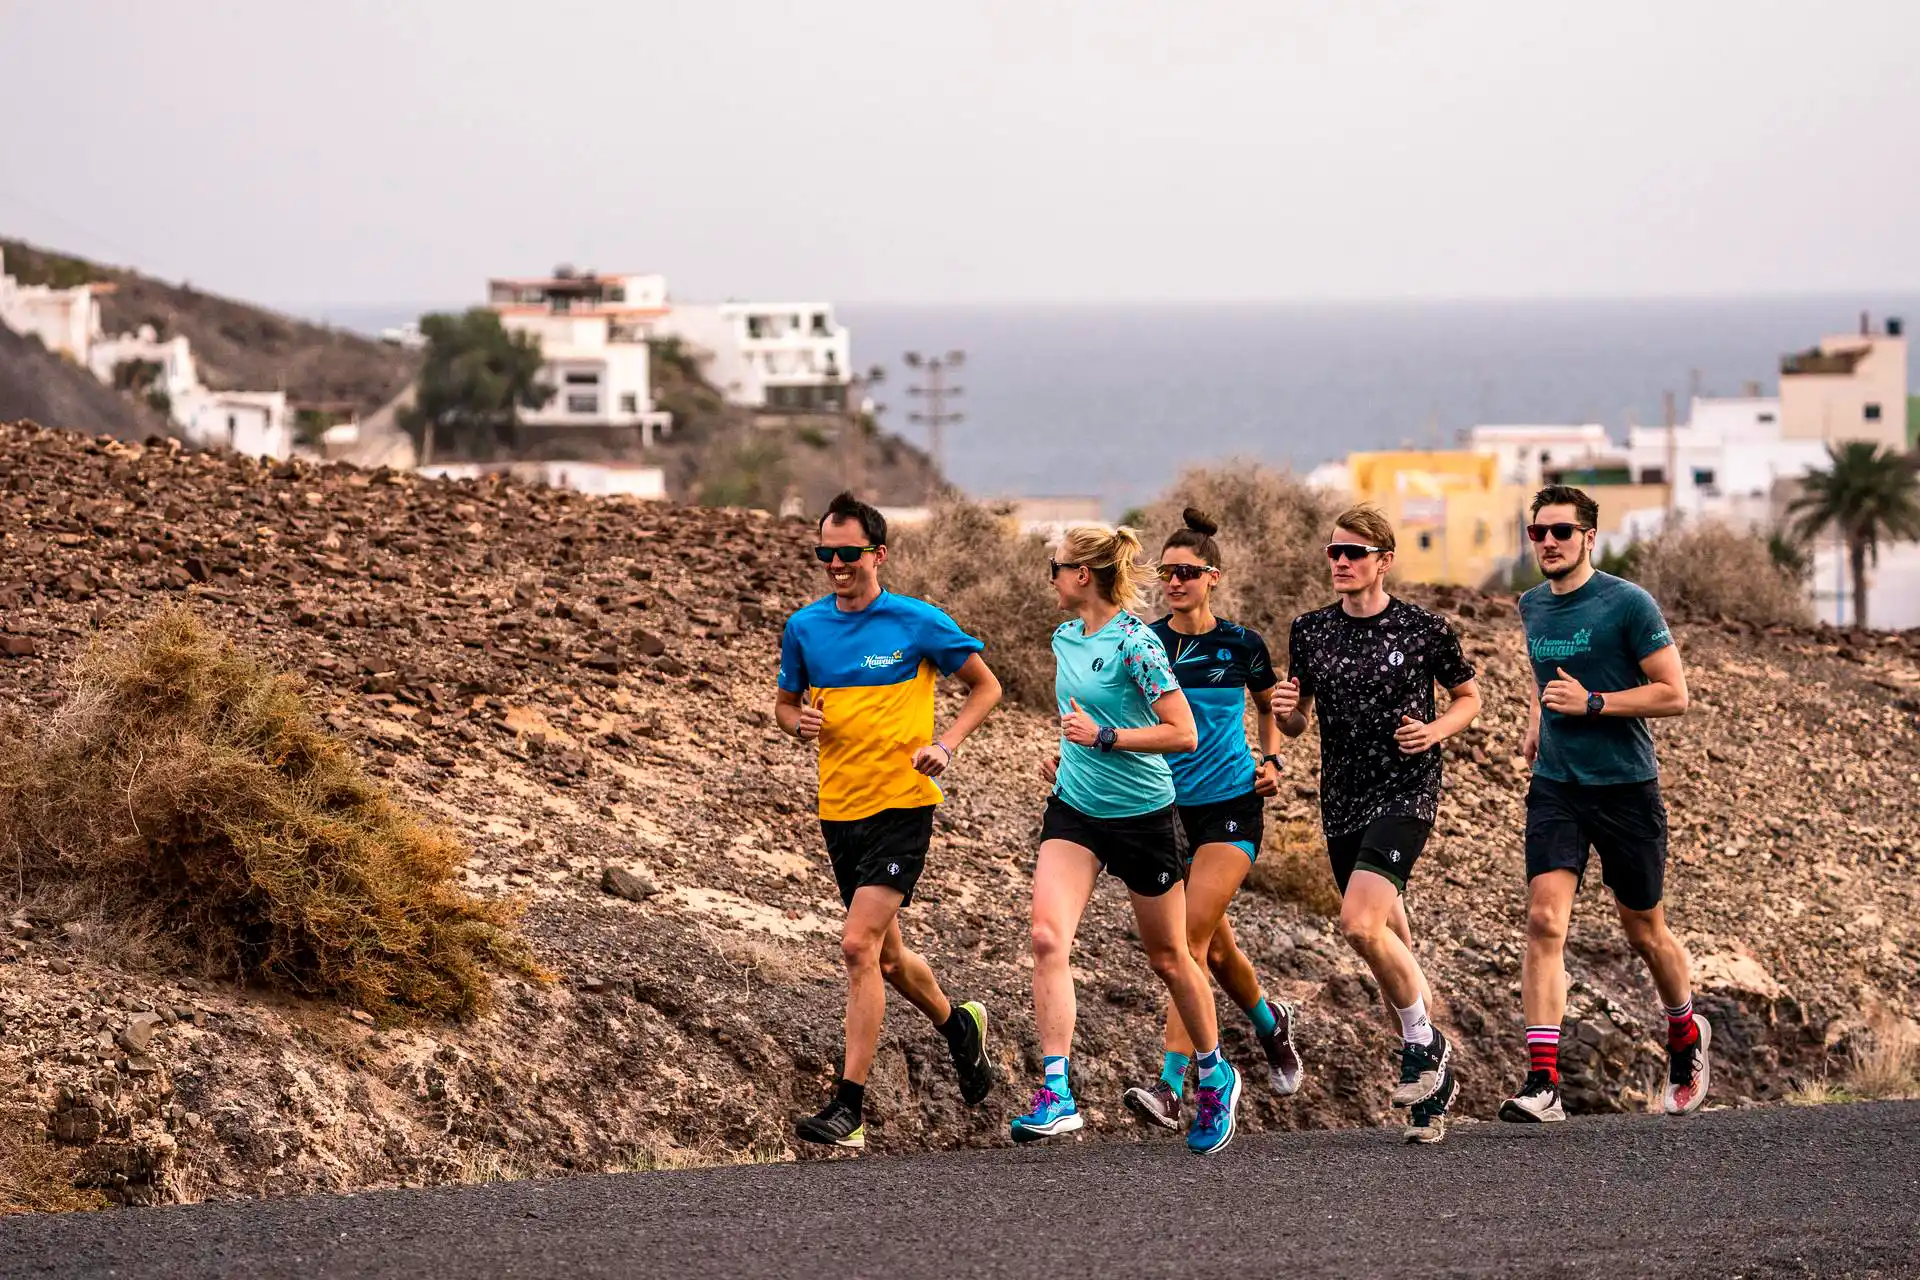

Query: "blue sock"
<box><xmin>1160</xmin><ymin>1051</ymin><xmax>1191</xmax><ymax>1098</ymax></box>
<box><xmin>1195</xmin><ymin>1046</ymin><xmax>1229</xmax><ymax>1089</ymax></box>
<box><xmin>1246</xmin><ymin>998</ymin><xmax>1278</xmax><ymax>1038</ymax></box>
<box><xmin>1043</xmin><ymin>1055</ymin><xmax>1072</xmax><ymax>1101</ymax></box>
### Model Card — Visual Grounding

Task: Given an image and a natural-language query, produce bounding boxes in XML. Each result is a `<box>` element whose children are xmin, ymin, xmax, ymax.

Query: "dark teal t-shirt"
<box><xmin>1518</xmin><ymin>571</ymin><xmax>1674</xmax><ymax>786</ymax></box>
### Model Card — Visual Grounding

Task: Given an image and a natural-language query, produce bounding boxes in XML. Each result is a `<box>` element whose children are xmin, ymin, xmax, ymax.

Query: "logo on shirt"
<box><xmin>1216</xmin><ymin>647</ymin><xmax>1232</xmax><ymax>662</ymax></box>
<box><xmin>861</xmin><ymin>649</ymin><xmax>906</xmax><ymax>670</ymax></box>
<box><xmin>1529</xmin><ymin>628</ymin><xmax>1594</xmax><ymax>662</ymax></box>
<box><xmin>1388</xmin><ymin>650</ymin><xmax>1405</xmax><ymax>667</ymax></box>
<box><xmin>1092</xmin><ymin>657</ymin><xmax>1106</xmax><ymax>671</ymax></box>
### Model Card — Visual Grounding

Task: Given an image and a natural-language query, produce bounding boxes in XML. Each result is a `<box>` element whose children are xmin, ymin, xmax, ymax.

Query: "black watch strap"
<box><xmin>1262</xmin><ymin>754</ymin><xmax>1281</xmax><ymax>770</ymax></box>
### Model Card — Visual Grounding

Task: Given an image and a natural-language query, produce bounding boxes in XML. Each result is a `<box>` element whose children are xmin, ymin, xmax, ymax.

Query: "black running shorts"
<box><xmin>1176</xmin><ymin>791</ymin><xmax>1265</xmax><ymax>863</ymax></box>
<box><xmin>1325</xmin><ymin>814</ymin><xmax>1432</xmax><ymax>894</ymax></box>
<box><xmin>1040</xmin><ymin>795</ymin><xmax>1183</xmax><ymax>897</ymax></box>
<box><xmin>819</xmin><ymin>804</ymin><xmax>934</xmax><ymax>908</ymax></box>
<box><xmin>1524</xmin><ymin>775</ymin><xmax>1667</xmax><ymax>912</ymax></box>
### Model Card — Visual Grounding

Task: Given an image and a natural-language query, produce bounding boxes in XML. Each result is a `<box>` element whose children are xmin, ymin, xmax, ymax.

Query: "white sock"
<box><xmin>1397</xmin><ymin>997</ymin><xmax>1434</xmax><ymax>1047</ymax></box>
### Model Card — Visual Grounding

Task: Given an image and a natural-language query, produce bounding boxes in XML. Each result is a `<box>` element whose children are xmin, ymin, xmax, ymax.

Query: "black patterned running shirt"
<box><xmin>1287</xmin><ymin>597</ymin><xmax>1475</xmax><ymax>837</ymax></box>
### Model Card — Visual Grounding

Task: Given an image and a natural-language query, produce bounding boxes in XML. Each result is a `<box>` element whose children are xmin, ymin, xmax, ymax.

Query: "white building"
<box><xmin>87</xmin><ymin>326</ymin><xmax>199</xmax><ymax>407</ymax></box>
<box><xmin>1467</xmin><ymin>423</ymin><xmax>1614</xmax><ymax>486</ymax></box>
<box><xmin>0</xmin><ymin>246</ymin><xmax>102</xmax><ymax>360</ymax></box>
<box><xmin>488</xmin><ymin>271</ymin><xmax>674</xmax><ymax>446</ymax></box>
<box><xmin>1780</xmin><ymin>314</ymin><xmax>1908</xmax><ymax>455</ymax></box>
<box><xmin>181</xmin><ymin>390</ymin><xmax>293</xmax><ymax>459</ymax></box>
<box><xmin>654</xmin><ymin>302</ymin><xmax>852</xmax><ymax>413</ymax></box>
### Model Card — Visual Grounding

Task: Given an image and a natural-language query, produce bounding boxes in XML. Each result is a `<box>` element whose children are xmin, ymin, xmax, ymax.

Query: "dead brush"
<box><xmin>889</xmin><ymin>498</ymin><xmax>1059</xmax><ymax>709</ymax></box>
<box><xmin>1633</xmin><ymin>522</ymin><xmax>1810</xmax><ymax>628</ymax></box>
<box><xmin>1246</xmin><ymin>819</ymin><xmax>1341</xmax><ymax>918</ymax></box>
<box><xmin>0</xmin><ymin>605</ymin><xmax>541</xmax><ymax>1021</ymax></box>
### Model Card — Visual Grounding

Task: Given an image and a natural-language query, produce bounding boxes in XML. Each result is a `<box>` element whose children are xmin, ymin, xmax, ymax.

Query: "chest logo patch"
<box><xmin>1092</xmin><ymin>657</ymin><xmax>1106</xmax><ymax>671</ymax></box>
<box><xmin>1216</xmin><ymin>647</ymin><xmax>1232</xmax><ymax>662</ymax></box>
<box><xmin>1388</xmin><ymin>650</ymin><xmax>1405</xmax><ymax>667</ymax></box>
<box><xmin>862</xmin><ymin>649</ymin><xmax>906</xmax><ymax>670</ymax></box>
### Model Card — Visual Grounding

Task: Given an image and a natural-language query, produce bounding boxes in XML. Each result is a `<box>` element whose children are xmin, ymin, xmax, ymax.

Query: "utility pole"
<box><xmin>905</xmin><ymin>350</ymin><xmax>964</xmax><ymax>503</ymax></box>
<box><xmin>1664</xmin><ymin>389</ymin><xmax>1677</xmax><ymax>525</ymax></box>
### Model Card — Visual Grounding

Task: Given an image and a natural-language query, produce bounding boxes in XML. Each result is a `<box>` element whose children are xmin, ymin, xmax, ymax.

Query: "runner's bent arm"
<box><xmin>1112</xmin><ymin>689</ymin><xmax>1198</xmax><ymax>755</ymax></box>
<box><xmin>1540</xmin><ymin>644</ymin><xmax>1688</xmax><ymax>719</ymax></box>
<box><xmin>775</xmin><ymin>688</ymin><xmax>824</xmax><ymax>739</ymax></box>
<box><xmin>936</xmin><ymin>654</ymin><xmax>1002</xmax><ymax>754</ymax></box>
<box><xmin>1523</xmin><ymin>682</ymin><xmax>1541</xmax><ymax>762</ymax></box>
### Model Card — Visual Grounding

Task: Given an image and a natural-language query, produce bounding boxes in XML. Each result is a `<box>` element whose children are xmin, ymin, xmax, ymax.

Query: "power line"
<box><xmin>905</xmin><ymin>349</ymin><xmax>964</xmax><ymax>503</ymax></box>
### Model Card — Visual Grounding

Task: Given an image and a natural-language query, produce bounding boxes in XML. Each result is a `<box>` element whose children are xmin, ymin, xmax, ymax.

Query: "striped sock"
<box><xmin>1665</xmin><ymin>998</ymin><xmax>1698</xmax><ymax>1050</ymax></box>
<box><xmin>1525</xmin><ymin>1025</ymin><xmax>1560</xmax><ymax>1082</ymax></box>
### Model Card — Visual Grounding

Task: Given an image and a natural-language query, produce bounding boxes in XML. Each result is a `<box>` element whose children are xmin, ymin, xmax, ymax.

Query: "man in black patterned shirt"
<box><xmin>1273</xmin><ymin>505</ymin><xmax>1480</xmax><ymax>1142</ymax></box>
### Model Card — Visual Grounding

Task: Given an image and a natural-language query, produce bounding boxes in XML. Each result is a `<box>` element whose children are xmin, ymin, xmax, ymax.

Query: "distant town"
<box><xmin>1</xmin><ymin>246</ymin><xmax>1911</xmax><ymax>626</ymax></box>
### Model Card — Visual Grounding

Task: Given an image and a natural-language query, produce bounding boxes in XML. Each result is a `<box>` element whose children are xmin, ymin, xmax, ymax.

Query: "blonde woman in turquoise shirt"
<box><xmin>1011</xmin><ymin>524</ymin><xmax>1245</xmax><ymax>1156</ymax></box>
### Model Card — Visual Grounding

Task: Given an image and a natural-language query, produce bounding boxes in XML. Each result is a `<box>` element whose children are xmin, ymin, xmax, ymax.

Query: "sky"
<box><xmin>3</xmin><ymin>0</ymin><xmax>1917</xmax><ymax>307</ymax></box>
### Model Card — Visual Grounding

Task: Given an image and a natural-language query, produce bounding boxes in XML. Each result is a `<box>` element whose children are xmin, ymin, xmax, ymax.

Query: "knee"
<box><xmin>1144</xmin><ymin>943</ymin><xmax>1187</xmax><ymax>983</ymax></box>
<box><xmin>876</xmin><ymin>948</ymin><xmax>905</xmax><ymax>983</ymax></box>
<box><xmin>1620</xmin><ymin>913</ymin><xmax>1661</xmax><ymax>957</ymax></box>
<box><xmin>840</xmin><ymin>931</ymin><xmax>882</xmax><ymax>972</ymax></box>
<box><xmin>1186</xmin><ymin>925</ymin><xmax>1216</xmax><ymax>964</ymax></box>
<box><xmin>1339</xmin><ymin>904</ymin><xmax>1384</xmax><ymax>952</ymax></box>
<box><xmin>1031</xmin><ymin>921</ymin><xmax>1068</xmax><ymax>968</ymax></box>
<box><xmin>1206</xmin><ymin>931</ymin><xmax>1235</xmax><ymax>972</ymax></box>
<box><xmin>1525</xmin><ymin>903</ymin><xmax>1568</xmax><ymax>948</ymax></box>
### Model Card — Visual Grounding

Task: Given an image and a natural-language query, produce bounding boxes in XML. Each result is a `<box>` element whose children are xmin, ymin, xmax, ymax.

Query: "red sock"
<box><xmin>1525</xmin><ymin>1025</ymin><xmax>1560</xmax><ymax>1082</ymax></box>
<box><xmin>1666</xmin><ymin>999</ymin><xmax>1698</xmax><ymax>1050</ymax></box>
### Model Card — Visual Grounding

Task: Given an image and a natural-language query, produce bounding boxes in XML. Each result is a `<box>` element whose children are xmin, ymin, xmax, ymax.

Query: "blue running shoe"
<box><xmin>1009</xmin><ymin>1085</ymin><xmax>1083</xmax><ymax>1143</ymax></box>
<box><xmin>1187</xmin><ymin>1060</ymin><xmax>1242</xmax><ymax>1155</ymax></box>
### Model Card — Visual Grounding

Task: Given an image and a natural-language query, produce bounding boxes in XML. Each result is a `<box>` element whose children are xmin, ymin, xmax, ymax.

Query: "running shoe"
<box><xmin>1258</xmin><ymin>1000</ymin><xmax>1305</xmax><ymax>1096</ymax></box>
<box><xmin>1498</xmin><ymin>1070</ymin><xmax>1566</xmax><ymax>1123</ymax></box>
<box><xmin>1662</xmin><ymin>1013</ymin><xmax>1712</xmax><ymax>1116</ymax></box>
<box><xmin>794</xmin><ymin>1099</ymin><xmax>865</xmax><ymax>1149</ymax></box>
<box><xmin>1403</xmin><ymin>1066</ymin><xmax>1456</xmax><ymax>1144</ymax></box>
<box><xmin>1390</xmin><ymin>1027</ymin><xmax>1453</xmax><ymax>1108</ymax></box>
<box><xmin>1122</xmin><ymin>1079</ymin><xmax>1181</xmax><ymax>1131</ymax></box>
<box><xmin>1010</xmin><ymin>1085</ymin><xmax>1083</xmax><ymax>1143</ymax></box>
<box><xmin>1186</xmin><ymin>1060</ymin><xmax>1242</xmax><ymax>1156</ymax></box>
<box><xmin>948</xmin><ymin>1000</ymin><xmax>994</xmax><ymax>1107</ymax></box>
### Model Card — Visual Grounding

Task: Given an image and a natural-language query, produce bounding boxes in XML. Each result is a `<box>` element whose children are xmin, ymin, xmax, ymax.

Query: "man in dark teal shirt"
<box><xmin>1501</xmin><ymin>485</ymin><xmax>1710</xmax><ymax>1128</ymax></box>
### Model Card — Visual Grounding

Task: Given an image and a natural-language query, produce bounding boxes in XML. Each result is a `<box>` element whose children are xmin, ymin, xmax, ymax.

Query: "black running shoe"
<box><xmin>1391</xmin><ymin>1028</ymin><xmax>1452</xmax><ymax>1108</ymax></box>
<box><xmin>795</xmin><ymin>1099</ymin><xmax>865</xmax><ymax>1149</ymax></box>
<box><xmin>946</xmin><ymin>1000</ymin><xmax>993</xmax><ymax>1107</ymax></box>
<box><xmin>1258</xmin><ymin>1000</ymin><xmax>1305</xmax><ymax>1096</ymax></box>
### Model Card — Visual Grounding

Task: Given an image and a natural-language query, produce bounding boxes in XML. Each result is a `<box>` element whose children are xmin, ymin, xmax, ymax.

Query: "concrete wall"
<box><xmin>1780</xmin><ymin>333</ymin><xmax>1908</xmax><ymax>453</ymax></box>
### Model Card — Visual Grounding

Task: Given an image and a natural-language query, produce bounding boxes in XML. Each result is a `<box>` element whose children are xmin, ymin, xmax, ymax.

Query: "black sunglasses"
<box><xmin>1049</xmin><ymin>559</ymin><xmax>1084</xmax><ymax>578</ymax></box>
<box><xmin>814</xmin><ymin>544</ymin><xmax>879</xmax><ymax>564</ymax></box>
<box><xmin>1156</xmin><ymin>563</ymin><xmax>1216</xmax><ymax>582</ymax></box>
<box><xmin>1325</xmin><ymin>543</ymin><xmax>1386</xmax><ymax>562</ymax></box>
<box><xmin>1525</xmin><ymin>523</ymin><xmax>1591</xmax><ymax>543</ymax></box>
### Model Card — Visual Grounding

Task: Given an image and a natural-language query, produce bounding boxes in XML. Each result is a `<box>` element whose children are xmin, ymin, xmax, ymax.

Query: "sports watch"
<box><xmin>1096</xmin><ymin>725</ymin><xmax>1118</xmax><ymax>753</ymax></box>
<box><xmin>1262</xmin><ymin>754</ymin><xmax>1282</xmax><ymax>771</ymax></box>
<box><xmin>1585</xmin><ymin>692</ymin><xmax>1605</xmax><ymax>716</ymax></box>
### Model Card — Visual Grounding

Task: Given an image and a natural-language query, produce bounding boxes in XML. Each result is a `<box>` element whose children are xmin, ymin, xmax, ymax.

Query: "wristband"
<box><xmin>934</xmin><ymin>741</ymin><xmax>954</xmax><ymax>761</ymax></box>
<box><xmin>1262</xmin><ymin>754</ymin><xmax>1281</xmax><ymax>770</ymax></box>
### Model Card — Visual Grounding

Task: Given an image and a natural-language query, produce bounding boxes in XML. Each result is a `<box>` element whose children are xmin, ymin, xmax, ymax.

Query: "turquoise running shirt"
<box><xmin>1052</xmin><ymin>611</ymin><xmax>1179</xmax><ymax>819</ymax></box>
<box><xmin>1149</xmin><ymin>616</ymin><xmax>1277</xmax><ymax>806</ymax></box>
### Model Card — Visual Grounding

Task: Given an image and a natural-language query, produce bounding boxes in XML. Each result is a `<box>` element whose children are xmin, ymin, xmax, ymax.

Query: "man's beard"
<box><xmin>1540</xmin><ymin>551</ymin><xmax>1585</xmax><ymax>581</ymax></box>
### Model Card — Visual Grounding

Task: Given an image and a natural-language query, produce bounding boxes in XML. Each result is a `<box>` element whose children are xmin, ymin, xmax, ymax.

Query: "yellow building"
<box><xmin>1339</xmin><ymin>450</ymin><xmax>1527</xmax><ymax>587</ymax></box>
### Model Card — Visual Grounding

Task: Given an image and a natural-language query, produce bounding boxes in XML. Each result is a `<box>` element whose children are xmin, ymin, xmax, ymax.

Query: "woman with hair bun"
<box><xmin>1121</xmin><ymin>508</ymin><xmax>1306</xmax><ymax>1135</ymax></box>
<box><xmin>1011</xmin><ymin>523</ymin><xmax>1245</xmax><ymax>1156</ymax></box>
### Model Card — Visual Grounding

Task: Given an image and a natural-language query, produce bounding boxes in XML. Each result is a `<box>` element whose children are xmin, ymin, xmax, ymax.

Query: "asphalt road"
<box><xmin>5</xmin><ymin>1102</ymin><xmax>1917</xmax><ymax>1279</ymax></box>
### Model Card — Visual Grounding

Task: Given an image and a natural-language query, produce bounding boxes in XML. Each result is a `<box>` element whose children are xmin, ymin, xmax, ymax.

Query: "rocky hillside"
<box><xmin>0</xmin><ymin>418</ymin><xmax>1916</xmax><ymax>1209</ymax></box>
<box><xmin>1</xmin><ymin>239</ymin><xmax>418</xmax><ymax>416</ymax></box>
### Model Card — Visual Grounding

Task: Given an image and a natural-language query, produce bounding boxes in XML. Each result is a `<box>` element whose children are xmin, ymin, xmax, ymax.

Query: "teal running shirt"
<box><xmin>1052</xmin><ymin>611</ymin><xmax>1179</xmax><ymax>819</ymax></box>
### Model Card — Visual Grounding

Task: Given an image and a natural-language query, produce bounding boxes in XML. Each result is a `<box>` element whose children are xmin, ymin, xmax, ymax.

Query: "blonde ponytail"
<box><xmin>1060</xmin><ymin>523</ymin><xmax>1155</xmax><ymax>613</ymax></box>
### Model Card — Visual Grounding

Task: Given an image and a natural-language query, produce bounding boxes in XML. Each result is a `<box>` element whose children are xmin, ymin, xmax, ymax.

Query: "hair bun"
<box><xmin>1181</xmin><ymin>507</ymin><xmax>1219</xmax><ymax>537</ymax></box>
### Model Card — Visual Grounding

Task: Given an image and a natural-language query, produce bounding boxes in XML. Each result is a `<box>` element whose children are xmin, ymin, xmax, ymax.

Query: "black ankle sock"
<box><xmin>938</xmin><ymin>1004</ymin><xmax>971</xmax><ymax>1046</ymax></box>
<box><xmin>835</xmin><ymin>1079</ymin><xmax>865</xmax><ymax>1116</ymax></box>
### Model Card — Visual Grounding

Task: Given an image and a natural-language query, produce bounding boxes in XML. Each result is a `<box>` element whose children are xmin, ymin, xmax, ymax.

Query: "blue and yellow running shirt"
<box><xmin>1052</xmin><ymin>611</ymin><xmax>1180</xmax><ymax>819</ymax></box>
<box><xmin>1148</xmin><ymin>617</ymin><xmax>1277</xmax><ymax>807</ymax></box>
<box><xmin>777</xmin><ymin>591</ymin><xmax>984</xmax><ymax>822</ymax></box>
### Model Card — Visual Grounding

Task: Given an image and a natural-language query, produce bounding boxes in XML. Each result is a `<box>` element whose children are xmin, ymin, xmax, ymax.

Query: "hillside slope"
<box><xmin>0</xmin><ymin>327</ymin><xmax>170</xmax><ymax>442</ymax></box>
<box><xmin>0</xmin><ymin>418</ymin><xmax>1915</xmax><ymax>1208</ymax></box>
<box><xmin>1</xmin><ymin>238</ymin><xmax>418</xmax><ymax>416</ymax></box>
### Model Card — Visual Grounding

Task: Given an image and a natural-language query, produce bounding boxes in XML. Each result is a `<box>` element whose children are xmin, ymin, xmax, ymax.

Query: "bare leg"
<box><xmin>1030</xmin><ymin>840</ymin><xmax>1101</xmax><ymax>1058</ymax></box>
<box><xmin>840</xmin><ymin>887</ymin><xmax>904</xmax><ymax>1084</ymax></box>
<box><xmin>1166</xmin><ymin>844</ymin><xmax>1253</xmax><ymax>1056</ymax></box>
<box><xmin>1338</xmin><ymin>871</ymin><xmax>1425</xmax><ymax>1011</ymax></box>
<box><xmin>878</xmin><ymin>916</ymin><xmax>952</xmax><ymax>1025</ymax></box>
<box><xmin>1618</xmin><ymin>902</ymin><xmax>1692</xmax><ymax>1011</ymax></box>
<box><xmin>1133</xmin><ymin>882</ymin><xmax>1220</xmax><ymax>1057</ymax></box>
<box><xmin>1521</xmin><ymin>871</ymin><xmax>1578</xmax><ymax>1030</ymax></box>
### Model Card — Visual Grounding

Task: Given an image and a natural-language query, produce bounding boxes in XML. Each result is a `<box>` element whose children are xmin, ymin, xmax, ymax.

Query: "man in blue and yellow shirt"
<box><xmin>775</xmin><ymin>492</ymin><xmax>1004</xmax><ymax>1149</ymax></box>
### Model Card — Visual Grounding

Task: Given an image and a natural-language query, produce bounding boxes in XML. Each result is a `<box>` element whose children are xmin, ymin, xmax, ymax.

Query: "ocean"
<box><xmin>308</xmin><ymin>298</ymin><xmax>1918</xmax><ymax>516</ymax></box>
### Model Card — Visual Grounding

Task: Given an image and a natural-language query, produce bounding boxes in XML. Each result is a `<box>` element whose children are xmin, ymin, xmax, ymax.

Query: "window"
<box><xmin>1757</xmin><ymin>412</ymin><xmax>1775</xmax><ymax>423</ymax></box>
<box><xmin>1865</xmin><ymin>403</ymin><xmax>1883</xmax><ymax>421</ymax></box>
<box><xmin>619</xmin><ymin>393</ymin><xmax>638</xmax><ymax>413</ymax></box>
<box><xmin>566</xmin><ymin>394</ymin><xmax>598</xmax><ymax>415</ymax></box>
<box><xmin>1639</xmin><ymin>468</ymin><xmax>1666</xmax><ymax>485</ymax></box>
<box><xmin>607</xmin><ymin>286</ymin><xmax>626</xmax><ymax>303</ymax></box>
<box><xmin>564</xmin><ymin>370</ymin><xmax>599</xmax><ymax>385</ymax></box>
<box><xmin>1540</xmin><ymin>450</ymin><xmax>1552</xmax><ymax>465</ymax></box>
<box><xmin>1692</xmin><ymin>467</ymin><xmax>1716</xmax><ymax>488</ymax></box>
<box><xmin>1418</xmin><ymin>532</ymin><xmax>1434</xmax><ymax>551</ymax></box>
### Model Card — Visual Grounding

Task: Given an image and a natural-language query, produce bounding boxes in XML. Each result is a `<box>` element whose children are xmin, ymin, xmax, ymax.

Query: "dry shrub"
<box><xmin>0</xmin><ymin>606</ymin><xmax>540</xmax><ymax>1020</ymax></box>
<box><xmin>1246</xmin><ymin>819</ymin><xmax>1341</xmax><ymax>917</ymax></box>
<box><xmin>890</xmin><ymin>499</ymin><xmax>1058</xmax><ymax>708</ymax></box>
<box><xmin>1140</xmin><ymin>461</ymin><xmax>1336</xmax><ymax>654</ymax></box>
<box><xmin>1</xmin><ymin>1067</ymin><xmax>104</xmax><ymax>1216</ymax></box>
<box><xmin>1632</xmin><ymin>522</ymin><xmax>1811</xmax><ymax>628</ymax></box>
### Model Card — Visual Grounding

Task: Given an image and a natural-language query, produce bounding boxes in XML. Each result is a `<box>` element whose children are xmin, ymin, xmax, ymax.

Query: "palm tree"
<box><xmin>1788</xmin><ymin>442</ymin><xmax>1920</xmax><ymax>629</ymax></box>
